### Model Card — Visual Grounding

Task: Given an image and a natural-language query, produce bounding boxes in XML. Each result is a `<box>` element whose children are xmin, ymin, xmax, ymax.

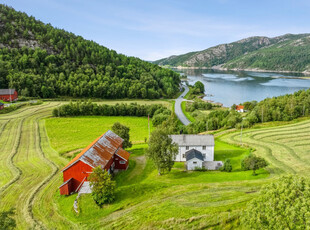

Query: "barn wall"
<box><xmin>0</xmin><ymin>92</ymin><xmax>18</xmax><ymax>102</ymax></box>
<box><xmin>63</xmin><ymin>160</ymin><xmax>93</xmax><ymax>193</ymax></box>
<box><xmin>114</xmin><ymin>156</ymin><xmax>128</xmax><ymax>170</ymax></box>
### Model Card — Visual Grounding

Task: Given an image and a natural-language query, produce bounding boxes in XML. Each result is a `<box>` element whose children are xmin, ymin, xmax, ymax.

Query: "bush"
<box><xmin>88</xmin><ymin>167</ymin><xmax>116</xmax><ymax>206</ymax></box>
<box><xmin>220</xmin><ymin>159</ymin><xmax>232</xmax><ymax>172</ymax></box>
<box><xmin>242</xmin><ymin>175</ymin><xmax>310</xmax><ymax>229</ymax></box>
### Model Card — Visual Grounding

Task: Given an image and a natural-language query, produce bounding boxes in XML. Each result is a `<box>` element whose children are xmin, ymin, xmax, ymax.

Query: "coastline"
<box><xmin>170</xmin><ymin>65</ymin><xmax>310</xmax><ymax>76</ymax></box>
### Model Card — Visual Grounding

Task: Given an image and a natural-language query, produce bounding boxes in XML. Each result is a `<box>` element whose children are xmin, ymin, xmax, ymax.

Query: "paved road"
<box><xmin>175</xmin><ymin>85</ymin><xmax>191</xmax><ymax>126</ymax></box>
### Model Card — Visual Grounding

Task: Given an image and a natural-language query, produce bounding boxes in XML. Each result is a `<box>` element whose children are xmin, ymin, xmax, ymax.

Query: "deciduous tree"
<box><xmin>146</xmin><ymin>128</ymin><xmax>178</xmax><ymax>175</ymax></box>
<box><xmin>88</xmin><ymin>167</ymin><xmax>115</xmax><ymax>206</ymax></box>
<box><xmin>111</xmin><ymin>122</ymin><xmax>132</xmax><ymax>149</ymax></box>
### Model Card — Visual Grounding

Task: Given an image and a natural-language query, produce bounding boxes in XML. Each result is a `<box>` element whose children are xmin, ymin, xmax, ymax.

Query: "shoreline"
<box><xmin>169</xmin><ymin>66</ymin><xmax>310</xmax><ymax>76</ymax></box>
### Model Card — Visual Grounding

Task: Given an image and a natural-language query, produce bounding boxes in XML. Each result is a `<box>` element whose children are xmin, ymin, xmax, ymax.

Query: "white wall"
<box><xmin>187</xmin><ymin>158</ymin><xmax>203</xmax><ymax>170</ymax></box>
<box><xmin>175</xmin><ymin>146</ymin><xmax>214</xmax><ymax>162</ymax></box>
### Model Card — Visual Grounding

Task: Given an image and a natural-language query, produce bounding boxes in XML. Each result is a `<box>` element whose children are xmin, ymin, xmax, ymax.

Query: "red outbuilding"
<box><xmin>0</xmin><ymin>102</ymin><xmax>4</xmax><ymax>110</ymax></box>
<box><xmin>0</xmin><ymin>89</ymin><xmax>18</xmax><ymax>102</ymax></box>
<box><xmin>59</xmin><ymin>130</ymin><xmax>130</xmax><ymax>195</ymax></box>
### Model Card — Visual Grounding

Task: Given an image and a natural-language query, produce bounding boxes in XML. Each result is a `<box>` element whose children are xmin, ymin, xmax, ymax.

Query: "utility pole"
<box><xmin>206</xmin><ymin>120</ymin><xmax>208</xmax><ymax>132</ymax></box>
<box><xmin>261</xmin><ymin>107</ymin><xmax>264</xmax><ymax>123</ymax></box>
<box><xmin>240</xmin><ymin>118</ymin><xmax>246</xmax><ymax>146</ymax></box>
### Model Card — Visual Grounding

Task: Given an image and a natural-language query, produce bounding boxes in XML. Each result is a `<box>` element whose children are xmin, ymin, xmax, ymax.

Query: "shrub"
<box><xmin>220</xmin><ymin>159</ymin><xmax>232</xmax><ymax>172</ymax></box>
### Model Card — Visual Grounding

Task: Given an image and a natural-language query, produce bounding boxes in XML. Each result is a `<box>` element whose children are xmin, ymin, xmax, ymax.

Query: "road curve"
<box><xmin>175</xmin><ymin>85</ymin><xmax>191</xmax><ymax>126</ymax></box>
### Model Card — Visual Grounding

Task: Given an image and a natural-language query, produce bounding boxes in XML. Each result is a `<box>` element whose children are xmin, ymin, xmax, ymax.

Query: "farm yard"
<box><xmin>1</xmin><ymin>102</ymin><xmax>310</xmax><ymax>229</ymax></box>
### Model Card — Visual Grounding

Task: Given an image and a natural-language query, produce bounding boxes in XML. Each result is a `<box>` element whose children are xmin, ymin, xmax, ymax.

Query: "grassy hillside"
<box><xmin>154</xmin><ymin>33</ymin><xmax>310</xmax><ymax>72</ymax></box>
<box><xmin>1</xmin><ymin>102</ymin><xmax>310</xmax><ymax>228</ymax></box>
<box><xmin>0</xmin><ymin>4</ymin><xmax>180</xmax><ymax>99</ymax></box>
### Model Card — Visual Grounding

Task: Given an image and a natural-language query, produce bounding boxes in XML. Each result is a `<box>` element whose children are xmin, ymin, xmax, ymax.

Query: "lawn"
<box><xmin>56</xmin><ymin>142</ymin><xmax>268</xmax><ymax>229</ymax></box>
<box><xmin>45</xmin><ymin>116</ymin><xmax>153</xmax><ymax>154</ymax></box>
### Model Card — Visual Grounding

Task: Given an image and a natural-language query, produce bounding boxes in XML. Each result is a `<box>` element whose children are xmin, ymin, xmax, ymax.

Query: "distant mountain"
<box><xmin>153</xmin><ymin>34</ymin><xmax>310</xmax><ymax>73</ymax></box>
<box><xmin>0</xmin><ymin>4</ymin><xmax>180</xmax><ymax>99</ymax></box>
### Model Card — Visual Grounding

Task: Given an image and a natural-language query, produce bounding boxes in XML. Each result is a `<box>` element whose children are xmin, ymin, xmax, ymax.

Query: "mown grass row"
<box><xmin>221</xmin><ymin>119</ymin><xmax>310</xmax><ymax>176</ymax></box>
<box><xmin>0</xmin><ymin>102</ymin><xmax>67</xmax><ymax>229</ymax></box>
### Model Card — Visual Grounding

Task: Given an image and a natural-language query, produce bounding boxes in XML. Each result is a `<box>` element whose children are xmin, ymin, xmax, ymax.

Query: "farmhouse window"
<box><xmin>186</xmin><ymin>146</ymin><xmax>189</xmax><ymax>150</ymax></box>
<box><xmin>202</xmin><ymin>146</ymin><xmax>206</xmax><ymax>150</ymax></box>
<box><xmin>182</xmin><ymin>154</ymin><xmax>185</xmax><ymax>158</ymax></box>
<box><xmin>120</xmin><ymin>160</ymin><xmax>126</xmax><ymax>164</ymax></box>
<box><xmin>193</xmin><ymin>161</ymin><xmax>197</xmax><ymax>164</ymax></box>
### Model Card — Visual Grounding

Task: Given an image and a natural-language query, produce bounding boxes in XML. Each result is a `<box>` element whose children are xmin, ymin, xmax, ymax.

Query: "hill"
<box><xmin>153</xmin><ymin>33</ymin><xmax>310</xmax><ymax>73</ymax></box>
<box><xmin>0</xmin><ymin>4</ymin><xmax>180</xmax><ymax>99</ymax></box>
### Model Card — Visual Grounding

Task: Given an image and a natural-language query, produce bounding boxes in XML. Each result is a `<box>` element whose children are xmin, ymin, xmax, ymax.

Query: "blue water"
<box><xmin>174</xmin><ymin>69</ymin><xmax>310</xmax><ymax>107</ymax></box>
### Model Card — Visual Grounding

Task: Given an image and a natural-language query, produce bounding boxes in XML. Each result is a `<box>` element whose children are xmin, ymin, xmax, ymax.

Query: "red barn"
<box><xmin>0</xmin><ymin>102</ymin><xmax>4</xmax><ymax>110</ymax></box>
<box><xmin>59</xmin><ymin>130</ymin><xmax>130</xmax><ymax>195</ymax></box>
<box><xmin>0</xmin><ymin>89</ymin><xmax>18</xmax><ymax>102</ymax></box>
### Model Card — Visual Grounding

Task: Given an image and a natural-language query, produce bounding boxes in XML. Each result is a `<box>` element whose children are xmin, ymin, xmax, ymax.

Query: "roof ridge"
<box><xmin>62</xmin><ymin>130</ymin><xmax>109</xmax><ymax>171</ymax></box>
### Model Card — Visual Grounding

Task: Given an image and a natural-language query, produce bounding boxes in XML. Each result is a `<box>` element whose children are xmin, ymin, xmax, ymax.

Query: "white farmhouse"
<box><xmin>169</xmin><ymin>134</ymin><xmax>215</xmax><ymax>162</ymax></box>
<box><xmin>169</xmin><ymin>134</ymin><xmax>223</xmax><ymax>170</ymax></box>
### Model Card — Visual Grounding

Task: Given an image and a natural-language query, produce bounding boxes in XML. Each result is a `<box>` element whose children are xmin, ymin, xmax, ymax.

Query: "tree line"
<box><xmin>52</xmin><ymin>101</ymin><xmax>171</xmax><ymax>126</ymax></box>
<box><xmin>184</xmin><ymin>89</ymin><xmax>310</xmax><ymax>133</ymax></box>
<box><xmin>0</xmin><ymin>4</ymin><xmax>180</xmax><ymax>99</ymax></box>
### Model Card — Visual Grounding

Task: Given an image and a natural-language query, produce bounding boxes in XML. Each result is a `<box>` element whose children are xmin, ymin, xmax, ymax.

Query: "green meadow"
<box><xmin>1</xmin><ymin>101</ymin><xmax>310</xmax><ymax>229</ymax></box>
<box><xmin>45</xmin><ymin>116</ymin><xmax>153</xmax><ymax>154</ymax></box>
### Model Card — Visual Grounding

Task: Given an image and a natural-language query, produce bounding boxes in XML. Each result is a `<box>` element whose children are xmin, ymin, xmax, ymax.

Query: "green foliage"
<box><xmin>221</xmin><ymin>159</ymin><xmax>232</xmax><ymax>172</ymax></box>
<box><xmin>146</xmin><ymin>128</ymin><xmax>178</xmax><ymax>175</ymax></box>
<box><xmin>0</xmin><ymin>209</ymin><xmax>16</xmax><ymax>230</ymax></box>
<box><xmin>0</xmin><ymin>4</ymin><xmax>180</xmax><ymax>99</ymax></box>
<box><xmin>193</xmin><ymin>81</ymin><xmax>205</xmax><ymax>94</ymax></box>
<box><xmin>111</xmin><ymin>122</ymin><xmax>132</xmax><ymax>149</ymax></box>
<box><xmin>53</xmin><ymin>100</ymin><xmax>171</xmax><ymax>119</ymax></box>
<box><xmin>241</xmin><ymin>154</ymin><xmax>268</xmax><ymax>175</ymax></box>
<box><xmin>242</xmin><ymin>175</ymin><xmax>310</xmax><ymax>229</ymax></box>
<box><xmin>88</xmin><ymin>167</ymin><xmax>116</xmax><ymax>206</ymax></box>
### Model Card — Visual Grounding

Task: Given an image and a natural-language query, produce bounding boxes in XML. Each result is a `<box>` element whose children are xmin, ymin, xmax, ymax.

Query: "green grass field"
<box><xmin>1</xmin><ymin>101</ymin><xmax>310</xmax><ymax>229</ymax></box>
<box><xmin>45</xmin><ymin>116</ymin><xmax>153</xmax><ymax>154</ymax></box>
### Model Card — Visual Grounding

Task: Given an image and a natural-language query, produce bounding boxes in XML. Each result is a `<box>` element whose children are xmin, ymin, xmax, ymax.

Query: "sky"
<box><xmin>3</xmin><ymin>0</ymin><xmax>310</xmax><ymax>61</ymax></box>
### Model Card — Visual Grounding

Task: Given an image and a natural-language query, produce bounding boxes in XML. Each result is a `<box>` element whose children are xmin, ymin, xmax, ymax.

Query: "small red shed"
<box><xmin>59</xmin><ymin>130</ymin><xmax>130</xmax><ymax>195</ymax></box>
<box><xmin>0</xmin><ymin>103</ymin><xmax>4</xmax><ymax>110</ymax></box>
<box><xmin>0</xmin><ymin>89</ymin><xmax>18</xmax><ymax>102</ymax></box>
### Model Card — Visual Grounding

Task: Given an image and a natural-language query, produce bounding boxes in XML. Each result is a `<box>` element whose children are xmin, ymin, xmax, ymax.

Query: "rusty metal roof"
<box><xmin>62</xmin><ymin>130</ymin><xmax>126</xmax><ymax>171</ymax></box>
<box><xmin>116</xmin><ymin>148</ymin><xmax>130</xmax><ymax>161</ymax></box>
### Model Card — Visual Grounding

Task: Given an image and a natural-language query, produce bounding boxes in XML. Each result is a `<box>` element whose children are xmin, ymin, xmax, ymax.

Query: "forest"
<box><xmin>0</xmin><ymin>4</ymin><xmax>180</xmax><ymax>99</ymax></box>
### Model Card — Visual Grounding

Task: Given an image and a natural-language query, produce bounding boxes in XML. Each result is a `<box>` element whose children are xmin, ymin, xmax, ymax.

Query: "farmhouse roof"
<box><xmin>169</xmin><ymin>134</ymin><xmax>214</xmax><ymax>146</ymax></box>
<box><xmin>0</xmin><ymin>89</ymin><xmax>16</xmax><ymax>95</ymax></box>
<box><xmin>185</xmin><ymin>149</ymin><xmax>204</xmax><ymax>161</ymax></box>
<box><xmin>62</xmin><ymin>130</ymin><xmax>125</xmax><ymax>171</ymax></box>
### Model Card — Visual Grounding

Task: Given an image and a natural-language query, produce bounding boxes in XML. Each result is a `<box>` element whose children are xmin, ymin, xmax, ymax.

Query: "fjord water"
<box><xmin>175</xmin><ymin>69</ymin><xmax>310</xmax><ymax>107</ymax></box>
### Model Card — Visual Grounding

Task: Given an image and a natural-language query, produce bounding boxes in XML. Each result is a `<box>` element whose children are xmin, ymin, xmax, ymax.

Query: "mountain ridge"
<box><xmin>153</xmin><ymin>33</ymin><xmax>310</xmax><ymax>73</ymax></box>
